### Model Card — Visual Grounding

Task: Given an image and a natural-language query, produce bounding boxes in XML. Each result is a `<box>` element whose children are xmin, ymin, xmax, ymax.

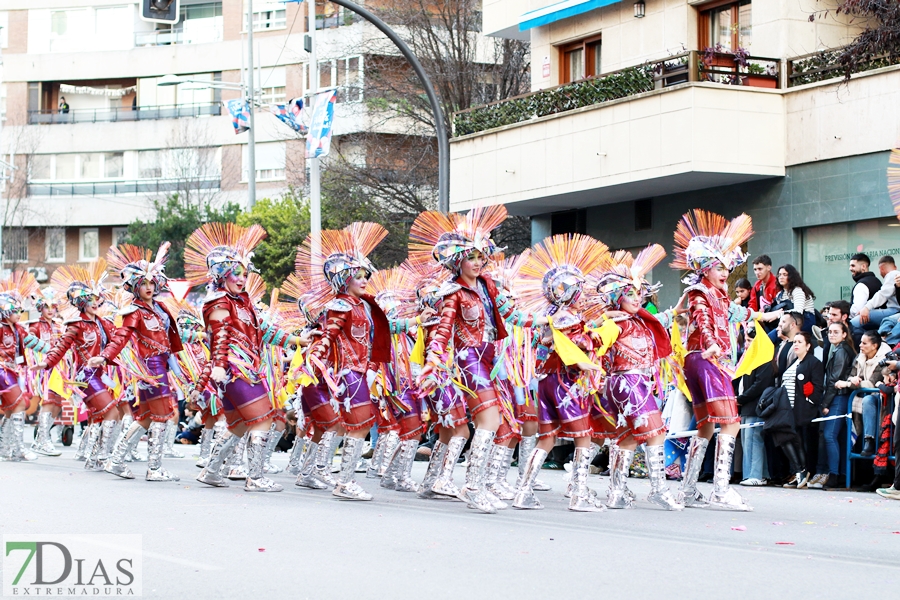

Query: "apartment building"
<box><xmin>453</xmin><ymin>0</ymin><xmax>900</xmax><ymax>306</ymax></box>
<box><xmin>0</xmin><ymin>0</ymin><xmax>413</xmax><ymax>281</ymax></box>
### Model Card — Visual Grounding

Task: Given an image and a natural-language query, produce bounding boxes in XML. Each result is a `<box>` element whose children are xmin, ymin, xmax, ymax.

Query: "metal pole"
<box><xmin>326</xmin><ymin>0</ymin><xmax>450</xmax><ymax>213</ymax></box>
<box><xmin>308</xmin><ymin>0</ymin><xmax>321</xmax><ymax>244</ymax></box>
<box><xmin>246</xmin><ymin>0</ymin><xmax>257</xmax><ymax>209</ymax></box>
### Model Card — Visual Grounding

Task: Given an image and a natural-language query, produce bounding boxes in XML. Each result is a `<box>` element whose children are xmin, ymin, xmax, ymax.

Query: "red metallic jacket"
<box><xmin>0</xmin><ymin>322</ymin><xmax>31</xmax><ymax>371</ymax></box>
<box><xmin>312</xmin><ymin>294</ymin><xmax>390</xmax><ymax>374</ymax></box>
<box><xmin>538</xmin><ymin>316</ymin><xmax>592</xmax><ymax>375</ymax></box>
<box><xmin>101</xmin><ymin>299</ymin><xmax>183</xmax><ymax>363</ymax></box>
<box><xmin>44</xmin><ymin>315</ymin><xmax>117</xmax><ymax>371</ymax></box>
<box><xmin>29</xmin><ymin>318</ymin><xmax>62</xmax><ymax>345</ymax></box>
<box><xmin>604</xmin><ymin>309</ymin><xmax>672</xmax><ymax>373</ymax></box>
<box><xmin>686</xmin><ymin>279</ymin><xmax>751</xmax><ymax>356</ymax></box>
<box><xmin>428</xmin><ymin>275</ymin><xmax>533</xmax><ymax>353</ymax></box>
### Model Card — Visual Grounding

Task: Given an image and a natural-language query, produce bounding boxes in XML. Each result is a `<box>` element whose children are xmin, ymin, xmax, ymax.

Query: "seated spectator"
<box><xmin>736</xmin><ymin>358</ymin><xmax>773</xmax><ymax>486</ymax></box>
<box><xmin>768</xmin><ymin>265</ymin><xmax>816</xmax><ymax>344</ymax></box>
<box><xmin>836</xmin><ymin>331</ymin><xmax>892</xmax><ymax>457</ymax></box>
<box><xmin>851</xmin><ymin>255</ymin><xmax>900</xmax><ymax>341</ymax></box>
<box><xmin>810</xmin><ymin>321</ymin><xmax>856</xmax><ymax>489</ymax></box>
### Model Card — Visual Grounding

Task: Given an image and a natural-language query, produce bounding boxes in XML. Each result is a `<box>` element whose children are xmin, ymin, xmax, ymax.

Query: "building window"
<box><xmin>258</xmin><ymin>67</ymin><xmax>287</xmax><ymax>105</ymax></box>
<box><xmin>138</xmin><ymin>150</ymin><xmax>162</xmax><ymax>179</ymax></box>
<box><xmin>245</xmin><ymin>1</ymin><xmax>286</xmax><ymax>31</ymax></box>
<box><xmin>559</xmin><ymin>36</ymin><xmax>602</xmax><ymax>84</ymax></box>
<box><xmin>30</xmin><ymin>155</ymin><xmax>51</xmax><ymax>180</ymax></box>
<box><xmin>3</xmin><ymin>229</ymin><xmax>29</xmax><ymax>263</ymax></box>
<box><xmin>45</xmin><ymin>228</ymin><xmax>66</xmax><ymax>263</ymax></box>
<box><xmin>112</xmin><ymin>227</ymin><xmax>129</xmax><ymax>247</ymax></box>
<box><xmin>336</xmin><ymin>57</ymin><xmax>362</xmax><ymax>103</ymax></box>
<box><xmin>79</xmin><ymin>228</ymin><xmax>99</xmax><ymax>262</ymax></box>
<box><xmin>243</xmin><ymin>142</ymin><xmax>286</xmax><ymax>182</ymax></box>
<box><xmin>701</xmin><ymin>0</ymin><xmax>751</xmax><ymax>52</ymax></box>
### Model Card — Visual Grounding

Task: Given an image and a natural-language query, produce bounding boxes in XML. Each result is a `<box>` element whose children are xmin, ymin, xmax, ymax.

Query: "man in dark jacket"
<box><xmin>736</xmin><ymin>361</ymin><xmax>774</xmax><ymax>485</ymax></box>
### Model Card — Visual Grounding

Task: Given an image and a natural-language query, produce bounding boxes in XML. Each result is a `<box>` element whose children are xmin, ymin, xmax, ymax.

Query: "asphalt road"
<box><xmin>2</xmin><ymin>440</ymin><xmax>899</xmax><ymax>600</ymax></box>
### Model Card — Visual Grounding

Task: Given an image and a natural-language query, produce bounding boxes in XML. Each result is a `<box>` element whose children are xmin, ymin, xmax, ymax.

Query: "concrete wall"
<box><xmin>580</xmin><ymin>150</ymin><xmax>892</xmax><ymax>307</ymax></box>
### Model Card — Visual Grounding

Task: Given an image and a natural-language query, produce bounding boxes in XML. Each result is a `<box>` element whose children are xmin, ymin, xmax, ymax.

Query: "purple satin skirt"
<box><xmin>457</xmin><ymin>342</ymin><xmax>495</xmax><ymax>394</ymax></box>
<box><xmin>683</xmin><ymin>353</ymin><xmax>740</xmax><ymax>425</ymax></box>
<box><xmin>138</xmin><ymin>354</ymin><xmax>173</xmax><ymax>402</ymax></box>
<box><xmin>0</xmin><ymin>366</ymin><xmax>18</xmax><ymax>392</ymax></box>
<box><xmin>605</xmin><ymin>372</ymin><xmax>666</xmax><ymax>442</ymax></box>
<box><xmin>537</xmin><ymin>372</ymin><xmax>592</xmax><ymax>438</ymax></box>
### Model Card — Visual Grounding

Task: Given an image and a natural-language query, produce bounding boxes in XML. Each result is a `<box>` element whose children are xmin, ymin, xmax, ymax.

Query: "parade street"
<box><xmin>2</xmin><ymin>445</ymin><xmax>898</xmax><ymax>600</ymax></box>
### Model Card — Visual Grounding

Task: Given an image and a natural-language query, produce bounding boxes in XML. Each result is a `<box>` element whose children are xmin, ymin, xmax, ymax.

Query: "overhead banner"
<box><xmin>272</xmin><ymin>98</ymin><xmax>308</xmax><ymax>135</ymax></box>
<box><xmin>306</xmin><ymin>90</ymin><xmax>337</xmax><ymax>159</ymax></box>
<box><xmin>226</xmin><ymin>99</ymin><xmax>251</xmax><ymax>134</ymax></box>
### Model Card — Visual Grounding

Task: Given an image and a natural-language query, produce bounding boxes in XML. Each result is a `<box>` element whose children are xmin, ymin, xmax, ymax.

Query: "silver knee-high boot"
<box><xmin>366</xmin><ymin>431</ymin><xmax>390</xmax><ymax>478</ymax></box>
<box><xmin>418</xmin><ymin>441</ymin><xmax>447</xmax><ymax>499</ymax></box>
<box><xmin>517</xmin><ymin>435</ymin><xmax>550</xmax><ymax>491</ymax></box>
<box><xmin>262</xmin><ymin>423</ymin><xmax>284</xmax><ymax>474</ymax></box>
<box><xmin>197</xmin><ymin>429</ymin><xmax>238</xmax><ymax>487</ymax></box>
<box><xmin>481</xmin><ymin>443</ymin><xmax>510</xmax><ymax>508</ymax></box>
<box><xmin>146</xmin><ymin>421</ymin><xmax>180</xmax><ymax>481</ymax></box>
<box><xmin>375</xmin><ymin>431</ymin><xmax>400</xmax><ymax>478</ymax></box>
<box><xmin>333</xmin><ymin>437</ymin><xmax>372</xmax><ymax>500</ymax></box>
<box><xmin>74</xmin><ymin>422</ymin><xmax>92</xmax><ymax>461</ymax></box>
<box><xmin>431</xmin><ymin>435</ymin><xmax>466</xmax><ymax>497</ymax></box>
<box><xmin>708</xmin><ymin>433</ymin><xmax>752</xmax><ymax>511</ymax></box>
<box><xmin>570</xmin><ymin>446</ymin><xmax>605</xmax><ymax>512</ymax></box>
<box><xmin>32</xmin><ymin>411</ymin><xmax>61</xmax><ymax>456</ymax></box>
<box><xmin>458</xmin><ymin>429</ymin><xmax>498</xmax><ymax>514</ymax></box>
<box><xmin>565</xmin><ymin>442</ymin><xmax>600</xmax><ymax>498</ymax></box>
<box><xmin>676</xmin><ymin>436</ymin><xmax>710</xmax><ymax>508</ymax></box>
<box><xmin>512</xmin><ymin>447</ymin><xmax>547</xmax><ymax>510</ymax></box>
<box><xmin>286</xmin><ymin>435</ymin><xmax>306</xmax><ymax>475</ymax></box>
<box><xmin>245</xmin><ymin>429</ymin><xmax>283</xmax><ymax>492</ymax></box>
<box><xmin>105</xmin><ymin>421</ymin><xmax>147</xmax><ymax>479</ymax></box>
<box><xmin>311</xmin><ymin>431</ymin><xmax>339</xmax><ymax>487</ymax></box>
<box><xmin>393</xmin><ymin>439</ymin><xmax>420</xmax><ymax>493</ymax></box>
<box><xmin>163</xmin><ymin>421</ymin><xmax>184</xmax><ymax>458</ymax></box>
<box><xmin>82</xmin><ymin>422</ymin><xmax>103</xmax><ymax>470</ymax></box>
<box><xmin>195</xmin><ymin>428</ymin><xmax>216</xmax><ymax>468</ymax></box>
<box><xmin>295</xmin><ymin>438</ymin><xmax>329</xmax><ymax>490</ymax></box>
<box><xmin>223</xmin><ymin>432</ymin><xmax>249</xmax><ymax>480</ymax></box>
<box><xmin>606</xmin><ymin>447</ymin><xmax>635</xmax><ymax>509</ymax></box>
<box><xmin>646</xmin><ymin>444</ymin><xmax>684</xmax><ymax>510</ymax></box>
<box><xmin>0</xmin><ymin>416</ymin><xmax>9</xmax><ymax>460</ymax></box>
<box><xmin>121</xmin><ymin>414</ymin><xmax>145</xmax><ymax>462</ymax></box>
<box><xmin>105</xmin><ymin>419</ymin><xmax>122</xmax><ymax>458</ymax></box>
<box><xmin>9</xmin><ymin>413</ymin><xmax>38</xmax><ymax>462</ymax></box>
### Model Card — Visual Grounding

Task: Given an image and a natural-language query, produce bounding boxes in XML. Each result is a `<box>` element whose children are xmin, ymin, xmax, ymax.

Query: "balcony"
<box><xmin>28</xmin><ymin>176</ymin><xmax>220</xmax><ymax>197</ymax></box>
<box><xmin>29</xmin><ymin>103</ymin><xmax>222</xmax><ymax>125</ymax></box>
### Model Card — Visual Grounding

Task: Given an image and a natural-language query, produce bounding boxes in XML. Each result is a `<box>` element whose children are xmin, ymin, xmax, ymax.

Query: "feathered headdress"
<box><xmin>245</xmin><ymin>272</ymin><xmax>267</xmax><ymax>306</ymax></box>
<box><xmin>670</xmin><ymin>209</ymin><xmax>753</xmax><ymax>285</ymax></box>
<box><xmin>517</xmin><ymin>234</ymin><xmax>611</xmax><ymax>313</ymax></box>
<box><xmin>0</xmin><ymin>271</ymin><xmax>40</xmax><ymax>319</ymax></box>
<box><xmin>295</xmin><ymin>222</ymin><xmax>388</xmax><ymax>313</ymax></box>
<box><xmin>367</xmin><ymin>266</ymin><xmax>418</xmax><ymax>320</ymax></box>
<box><xmin>399</xmin><ymin>258</ymin><xmax>450</xmax><ymax>311</ymax></box>
<box><xmin>593</xmin><ymin>244</ymin><xmax>666</xmax><ymax>308</ymax></box>
<box><xmin>409</xmin><ymin>206</ymin><xmax>507</xmax><ymax>273</ymax></box>
<box><xmin>889</xmin><ymin>146</ymin><xmax>900</xmax><ymax>222</ymax></box>
<box><xmin>107</xmin><ymin>242</ymin><xmax>170</xmax><ymax>294</ymax></box>
<box><xmin>488</xmin><ymin>250</ymin><xmax>531</xmax><ymax>298</ymax></box>
<box><xmin>32</xmin><ymin>286</ymin><xmax>61</xmax><ymax>312</ymax></box>
<box><xmin>183</xmin><ymin>223</ymin><xmax>267</xmax><ymax>287</ymax></box>
<box><xmin>50</xmin><ymin>260</ymin><xmax>110</xmax><ymax>312</ymax></box>
<box><xmin>281</xmin><ymin>272</ymin><xmax>323</xmax><ymax>325</ymax></box>
<box><xmin>161</xmin><ymin>297</ymin><xmax>203</xmax><ymax>333</ymax></box>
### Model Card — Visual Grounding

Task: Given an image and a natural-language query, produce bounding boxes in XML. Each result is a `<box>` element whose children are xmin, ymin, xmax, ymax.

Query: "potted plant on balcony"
<box><xmin>743</xmin><ymin>62</ymin><xmax>779</xmax><ymax>88</ymax></box>
<box><xmin>700</xmin><ymin>44</ymin><xmax>741</xmax><ymax>84</ymax></box>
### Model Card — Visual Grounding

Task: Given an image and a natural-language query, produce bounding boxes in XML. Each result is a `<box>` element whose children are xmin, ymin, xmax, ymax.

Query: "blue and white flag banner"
<box><xmin>306</xmin><ymin>89</ymin><xmax>337</xmax><ymax>159</ymax></box>
<box><xmin>226</xmin><ymin>98</ymin><xmax>251</xmax><ymax>134</ymax></box>
<box><xmin>272</xmin><ymin>97</ymin><xmax>307</xmax><ymax>134</ymax></box>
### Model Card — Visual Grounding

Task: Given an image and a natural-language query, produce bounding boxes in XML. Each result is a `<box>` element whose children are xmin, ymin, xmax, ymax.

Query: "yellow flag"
<box><xmin>548</xmin><ymin>316</ymin><xmax>591</xmax><ymax>366</ymax></box>
<box><xmin>48</xmin><ymin>368</ymin><xmax>69</xmax><ymax>399</ymax></box>
<box><xmin>586</xmin><ymin>317</ymin><xmax>620</xmax><ymax>357</ymax></box>
<box><xmin>732</xmin><ymin>320</ymin><xmax>775</xmax><ymax>380</ymax></box>
<box><xmin>410</xmin><ymin>327</ymin><xmax>426</xmax><ymax>366</ymax></box>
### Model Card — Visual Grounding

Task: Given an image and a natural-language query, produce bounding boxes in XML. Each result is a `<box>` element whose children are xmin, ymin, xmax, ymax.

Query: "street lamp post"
<box><xmin>246</xmin><ymin>0</ymin><xmax>257</xmax><ymax>209</ymax></box>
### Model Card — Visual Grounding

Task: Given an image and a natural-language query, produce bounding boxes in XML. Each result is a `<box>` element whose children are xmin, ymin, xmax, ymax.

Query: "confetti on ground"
<box><xmin>803</xmin><ymin>521</ymin><xmax>816</xmax><ymax>525</ymax></box>
<box><xmin>776</xmin><ymin>542</ymin><xmax>795</xmax><ymax>545</ymax></box>
<box><xmin>772</xmin><ymin>522</ymin><xmax>784</xmax><ymax>525</ymax></box>
<box><xmin>258</xmin><ymin>548</ymin><xmax>265</xmax><ymax>552</ymax></box>
<box><xmin>731</xmin><ymin>526</ymin><xmax>747</xmax><ymax>531</ymax></box>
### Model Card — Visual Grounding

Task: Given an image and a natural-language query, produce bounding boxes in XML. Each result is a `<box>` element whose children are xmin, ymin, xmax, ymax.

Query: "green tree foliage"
<box><xmin>122</xmin><ymin>194</ymin><xmax>240</xmax><ymax>279</ymax></box>
<box><xmin>237</xmin><ymin>190</ymin><xmax>310</xmax><ymax>288</ymax></box>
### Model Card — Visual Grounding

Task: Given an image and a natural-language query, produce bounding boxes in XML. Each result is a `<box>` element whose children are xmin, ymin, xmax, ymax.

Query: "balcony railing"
<box><xmin>27</xmin><ymin>177</ymin><xmax>220</xmax><ymax>197</ymax></box>
<box><xmin>786</xmin><ymin>46</ymin><xmax>900</xmax><ymax>87</ymax></box>
<box><xmin>134</xmin><ymin>25</ymin><xmax>224</xmax><ymax>46</ymax></box>
<box><xmin>28</xmin><ymin>102</ymin><xmax>222</xmax><ymax>125</ymax></box>
<box><xmin>453</xmin><ymin>51</ymin><xmax>782</xmax><ymax>137</ymax></box>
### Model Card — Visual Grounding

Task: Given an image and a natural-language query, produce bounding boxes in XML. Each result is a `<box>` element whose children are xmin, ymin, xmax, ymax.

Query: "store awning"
<box><xmin>520</xmin><ymin>0</ymin><xmax>620</xmax><ymax>31</ymax></box>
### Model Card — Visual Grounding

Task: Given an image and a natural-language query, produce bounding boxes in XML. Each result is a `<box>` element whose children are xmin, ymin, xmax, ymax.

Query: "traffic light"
<box><xmin>140</xmin><ymin>0</ymin><xmax>180</xmax><ymax>24</ymax></box>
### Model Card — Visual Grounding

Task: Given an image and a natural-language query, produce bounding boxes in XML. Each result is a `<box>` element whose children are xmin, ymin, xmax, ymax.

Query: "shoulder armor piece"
<box><xmin>552</xmin><ymin>313</ymin><xmax>581</xmax><ymax>330</ymax></box>
<box><xmin>325</xmin><ymin>298</ymin><xmax>353</xmax><ymax>312</ymax></box>
<box><xmin>202</xmin><ymin>291</ymin><xmax>228</xmax><ymax>306</ymax></box>
<box><xmin>118</xmin><ymin>304</ymin><xmax>140</xmax><ymax>316</ymax></box>
<box><xmin>436</xmin><ymin>282</ymin><xmax>462</xmax><ymax>298</ymax></box>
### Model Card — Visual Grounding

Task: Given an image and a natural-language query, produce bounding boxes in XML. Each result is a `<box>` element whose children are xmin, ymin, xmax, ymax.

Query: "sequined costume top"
<box><xmin>101</xmin><ymin>299</ymin><xmax>183</xmax><ymax>362</ymax></box>
<box><xmin>0</xmin><ymin>321</ymin><xmax>49</xmax><ymax>371</ymax></box>
<box><xmin>603</xmin><ymin>309</ymin><xmax>672</xmax><ymax>374</ymax></box>
<box><xmin>44</xmin><ymin>315</ymin><xmax>116</xmax><ymax>371</ymax></box>
<box><xmin>312</xmin><ymin>293</ymin><xmax>391</xmax><ymax>374</ymax></box>
<box><xmin>685</xmin><ymin>279</ymin><xmax>752</xmax><ymax>355</ymax></box>
<box><xmin>537</xmin><ymin>314</ymin><xmax>592</xmax><ymax>375</ymax></box>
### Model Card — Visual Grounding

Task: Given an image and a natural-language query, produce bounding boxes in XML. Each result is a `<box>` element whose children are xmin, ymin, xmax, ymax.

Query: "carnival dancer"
<box><xmin>27</xmin><ymin>287</ymin><xmax>66</xmax><ymax>456</ymax></box>
<box><xmin>281</xmin><ymin>273</ymin><xmax>344</xmax><ymax>490</ymax></box>
<box><xmin>670</xmin><ymin>210</ymin><xmax>773</xmax><ymax>511</ymax></box>
<box><xmin>300</xmin><ymin>223</ymin><xmax>422</xmax><ymax>501</ymax></box>
<box><xmin>92</xmin><ymin>243</ymin><xmax>184</xmax><ymax>482</ymax></box>
<box><xmin>592</xmin><ymin>245</ymin><xmax>683</xmax><ymax>510</ymax></box>
<box><xmin>0</xmin><ymin>272</ymin><xmax>51</xmax><ymax>461</ymax></box>
<box><xmin>185</xmin><ymin>223</ymin><xmax>302</xmax><ymax>493</ymax></box>
<box><xmin>401</xmin><ymin>258</ymin><xmax>471</xmax><ymax>500</ymax></box>
<box><xmin>35</xmin><ymin>262</ymin><xmax>121</xmax><ymax>470</ymax></box>
<box><xmin>368</xmin><ymin>266</ymin><xmax>427</xmax><ymax>493</ymax></box>
<box><xmin>509</xmin><ymin>234</ymin><xmax>608</xmax><ymax>512</ymax></box>
<box><xmin>412</xmin><ymin>206</ymin><xmax>549</xmax><ymax>514</ymax></box>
